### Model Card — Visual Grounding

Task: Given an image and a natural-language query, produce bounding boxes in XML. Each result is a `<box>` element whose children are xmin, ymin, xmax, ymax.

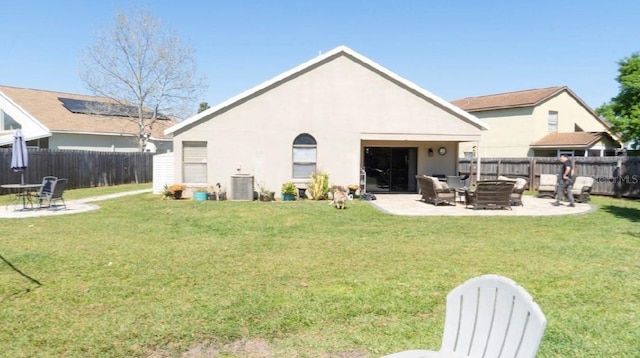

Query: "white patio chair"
<box><xmin>382</xmin><ymin>274</ymin><xmax>547</xmax><ymax>358</ymax></box>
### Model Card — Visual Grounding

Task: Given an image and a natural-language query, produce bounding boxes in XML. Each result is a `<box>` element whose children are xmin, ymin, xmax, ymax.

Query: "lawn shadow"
<box><xmin>600</xmin><ymin>205</ymin><xmax>640</xmax><ymax>223</ymax></box>
<box><xmin>0</xmin><ymin>253</ymin><xmax>42</xmax><ymax>302</ymax></box>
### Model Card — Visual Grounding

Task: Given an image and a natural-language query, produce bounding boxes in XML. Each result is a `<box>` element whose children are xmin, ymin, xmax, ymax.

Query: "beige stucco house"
<box><xmin>451</xmin><ymin>87</ymin><xmax>622</xmax><ymax>158</ymax></box>
<box><xmin>0</xmin><ymin>85</ymin><xmax>175</xmax><ymax>152</ymax></box>
<box><xmin>165</xmin><ymin>46</ymin><xmax>489</xmax><ymax>198</ymax></box>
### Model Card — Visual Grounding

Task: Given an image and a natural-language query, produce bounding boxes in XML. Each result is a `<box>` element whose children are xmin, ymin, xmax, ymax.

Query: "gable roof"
<box><xmin>530</xmin><ymin>132</ymin><xmax>618</xmax><ymax>148</ymax></box>
<box><xmin>165</xmin><ymin>45</ymin><xmax>489</xmax><ymax>135</ymax></box>
<box><xmin>0</xmin><ymin>89</ymin><xmax>50</xmax><ymax>146</ymax></box>
<box><xmin>0</xmin><ymin>85</ymin><xmax>176</xmax><ymax>141</ymax></box>
<box><xmin>451</xmin><ymin>86</ymin><xmax>620</xmax><ymax>142</ymax></box>
<box><xmin>451</xmin><ymin>87</ymin><xmax>567</xmax><ymax>112</ymax></box>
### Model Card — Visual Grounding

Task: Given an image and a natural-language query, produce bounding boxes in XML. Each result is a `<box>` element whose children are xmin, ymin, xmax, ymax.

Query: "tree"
<box><xmin>80</xmin><ymin>6</ymin><xmax>207</xmax><ymax>151</ymax></box>
<box><xmin>595</xmin><ymin>53</ymin><xmax>640</xmax><ymax>149</ymax></box>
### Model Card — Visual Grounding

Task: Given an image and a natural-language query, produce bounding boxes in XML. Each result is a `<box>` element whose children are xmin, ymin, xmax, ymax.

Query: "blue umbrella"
<box><xmin>10</xmin><ymin>129</ymin><xmax>28</xmax><ymax>185</ymax></box>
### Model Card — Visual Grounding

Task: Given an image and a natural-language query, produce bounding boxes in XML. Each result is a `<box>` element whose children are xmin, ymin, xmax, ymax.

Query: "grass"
<box><xmin>1</xmin><ymin>185</ymin><xmax>639</xmax><ymax>357</ymax></box>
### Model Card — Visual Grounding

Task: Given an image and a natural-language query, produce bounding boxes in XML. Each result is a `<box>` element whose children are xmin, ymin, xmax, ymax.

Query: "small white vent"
<box><xmin>231</xmin><ymin>175</ymin><xmax>254</xmax><ymax>201</ymax></box>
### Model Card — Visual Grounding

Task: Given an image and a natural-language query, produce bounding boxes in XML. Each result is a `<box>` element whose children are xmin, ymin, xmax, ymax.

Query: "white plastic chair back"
<box><xmin>382</xmin><ymin>275</ymin><xmax>547</xmax><ymax>358</ymax></box>
<box><xmin>439</xmin><ymin>275</ymin><xmax>547</xmax><ymax>358</ymax></box>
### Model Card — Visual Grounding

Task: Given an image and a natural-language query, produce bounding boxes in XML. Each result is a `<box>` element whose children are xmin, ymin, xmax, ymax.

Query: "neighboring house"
<box><xmin>0</xmin><ymin>85</ymin><xmax>176</xmax><ymax>152</ymax></box>
<box><xmin>164</xmin><ymin>46</ymin><xmax>489</xmax><ymax>197</ymax></box>
<box><xmin>451</xmin><ymin>86</ymin><xmax>623</xmax><ymax>158</ymax></box>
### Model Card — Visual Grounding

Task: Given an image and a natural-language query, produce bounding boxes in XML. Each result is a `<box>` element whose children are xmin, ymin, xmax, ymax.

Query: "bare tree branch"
<box><xmin>79</xmin><ymin>5</ymin><xmax>207</xmax><ymax>151</ymax></box>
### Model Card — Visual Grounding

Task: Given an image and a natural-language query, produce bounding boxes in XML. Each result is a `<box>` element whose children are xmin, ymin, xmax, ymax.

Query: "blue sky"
<box><xmin>1</xmin><ymin>1</ymin><xmax>638</xmax><ymax>116</ymax></box>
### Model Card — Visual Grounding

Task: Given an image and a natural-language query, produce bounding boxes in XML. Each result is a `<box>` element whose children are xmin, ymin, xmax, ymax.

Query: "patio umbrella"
<box><xmin>10</xmin><ymin>129</ymin><xmax>28</xmax><ymax>185</ymax></box>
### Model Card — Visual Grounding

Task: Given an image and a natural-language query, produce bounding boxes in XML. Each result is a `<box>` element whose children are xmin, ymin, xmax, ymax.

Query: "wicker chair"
<box><xmin>498</xmin><ymin>175</ymin><xmax>528</xmax><ymax>206</ymax></box>
<box><xmin>465</xmin><ymin>180</ymin><xmax>515</xmax><ymax>210</ymax></box>
<box><xmin>570</xmin><ymin>176</ymin><xmax>595</xmax><ymax>203</ymax></box>
<box><xmin>537</xmin><ymin>174</ymin><xmax>558</xmax><ymax>198</ymax></box>
<box><xmin>416</xmin><ymin>175</ymin><xmax>455</xmax><ymax>206</ymax></box>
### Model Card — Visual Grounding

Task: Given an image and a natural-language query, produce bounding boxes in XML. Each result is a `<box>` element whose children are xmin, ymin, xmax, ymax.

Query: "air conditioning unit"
<box><xmin>231</xmin><ymin>175</ymin><xmax>254</xmax><ymax>201</ymax></box>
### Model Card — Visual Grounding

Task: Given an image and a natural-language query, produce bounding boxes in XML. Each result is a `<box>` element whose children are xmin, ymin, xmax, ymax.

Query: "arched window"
<box><xmin>292</xmin><ymin>133</ymin><xmax>317</xmax><ymax>178</ymax></box>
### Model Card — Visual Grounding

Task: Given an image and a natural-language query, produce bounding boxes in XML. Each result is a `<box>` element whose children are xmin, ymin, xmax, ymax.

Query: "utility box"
<box><xmin>231</xmin><ymin>175</ymin><xmax>254</xmax><ymax>201</ymax></box>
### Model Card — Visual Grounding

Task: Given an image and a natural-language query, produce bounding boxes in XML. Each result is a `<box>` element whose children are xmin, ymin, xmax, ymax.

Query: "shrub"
<box><xmin>281</xmin><ymin>182</ymin><xmax>298</xmax><ymax>195</ymax></box>
<box><xmin>307</xmin><ymin>172</ymin><xmax>329</xmax><ymax>200</ymax></box>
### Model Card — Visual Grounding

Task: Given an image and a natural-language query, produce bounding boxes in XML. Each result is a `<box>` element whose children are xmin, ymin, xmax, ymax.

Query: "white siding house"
<box><xmin>165</xmin><ymin>46</ymin><xmax>489</xmax><ymax>197</ymax></box>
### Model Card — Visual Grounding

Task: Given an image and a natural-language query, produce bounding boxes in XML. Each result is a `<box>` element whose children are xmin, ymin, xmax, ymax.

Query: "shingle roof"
<box><xmin>530</xmin><ymin>132</ymin><xmax>609</xmax><ymax>148</ymax></box>
<box><xmin>0</xmin><ymin>85</ymin><xmax>176</xmax><ymax>140</ymax></box>
<box><xmin>451</xmin><ymin>87</ymin><xmax>566</xmax><ymax>112</ymax></box>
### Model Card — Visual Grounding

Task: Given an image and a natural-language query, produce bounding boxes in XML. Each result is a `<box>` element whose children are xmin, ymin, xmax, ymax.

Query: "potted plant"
<box><xmin>193</xmin><ymin>187</ymin><xmax>208</xmax><ymax>201</ymax></box>
<box><xmin>281</xmin><ymin>182</ymin><xmax>297</xmax><ymax>201</ymax></box>
<box><xmin>347</xmin><ymin>183</ymin><xmax>359</xmax><ymax>197</ymax></box>
<box><xmin>257</xmin><ymin>184</ymin><xmax>275</xmax><ymax>202</ymax></box>
<box><xmin>208</xmin><ymin>183</ymin><xmax>226</xmax><ymax>201</ymax></box>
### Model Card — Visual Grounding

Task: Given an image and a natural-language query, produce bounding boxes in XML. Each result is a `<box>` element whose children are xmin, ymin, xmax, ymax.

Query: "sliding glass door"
<box><xmin>364</xmin><ymin>147</ymin><xmax>417</xmax><ymax>193</ymax></box>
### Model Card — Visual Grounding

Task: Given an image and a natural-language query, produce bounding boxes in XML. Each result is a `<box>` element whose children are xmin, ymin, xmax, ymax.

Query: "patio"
<box><xmin>369</xmin><ymin>194</ymin><xmax>595</xmax><ymax>216</ymax></box>
<box><xmin>0</xmin><ymin>189</ymin><xmax>151</xmax><ymax>219</ymax></box>
<box><xmin>0</xmin><ymin>189</ymin><xmax>595</xmax><ymax>219</ymax></box>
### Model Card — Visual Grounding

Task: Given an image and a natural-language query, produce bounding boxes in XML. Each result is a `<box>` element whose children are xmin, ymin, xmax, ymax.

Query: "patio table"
<box><xmin>1</xmin><ymin>183</ymin><xmax>43</xmax><ymax>211</ymax></box>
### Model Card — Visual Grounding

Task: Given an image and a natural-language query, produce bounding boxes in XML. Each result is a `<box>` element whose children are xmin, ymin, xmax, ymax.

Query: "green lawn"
<box><xmin>1</xmin><ymin>185</ymin><xmax>639</xmax><ymax>357</ymax></box>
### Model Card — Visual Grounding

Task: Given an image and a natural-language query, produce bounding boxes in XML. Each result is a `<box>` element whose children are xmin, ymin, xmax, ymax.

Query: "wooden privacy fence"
<box><xmin>0</xmin><ymin>149</ymin><xmax>153</xmax><ymax>193</ymax></box>
<box><xmin>458</xmin><ymin>157</ymin><xmax>640</xmax><ymax>198</ymax></box>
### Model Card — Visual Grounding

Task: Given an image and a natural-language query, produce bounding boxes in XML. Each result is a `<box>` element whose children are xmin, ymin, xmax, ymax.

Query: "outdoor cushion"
<box><xmin>539</xmin><ymin>174</ymin><xmax>557</xmax><ymax>187</ymax></box>
<box><xmin>570</xmin><ymin>176</ymin><xmax>595</xmax><ymax>203</ymax></box>
<box><xmin>416</xmin><ymin>175</ymin><xmax>455</xmax><ymax>206</ymax></box>
<box><xmin>430</xmin><ymin>176</ymin><xmax>443</xmax><ymax>191</ymax></box>
<box><xmin>537</xmin><ymin>174</ymin><xmax>558</xmax><ymax>198</ymax></box>
<box><xmin>514</xmin><ymin>178</ymin><xmax>527</xmax><ymax>191</ymax></box>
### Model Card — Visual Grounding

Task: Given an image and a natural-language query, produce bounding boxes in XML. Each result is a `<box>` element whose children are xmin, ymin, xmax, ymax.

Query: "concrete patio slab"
<box><xmin>1</xmin><ymin>190</ymin><xmax>595</xmax><ymax>219</ymax></box>
<box><xmin>0</xmin><ymin>189</ymin><xmax>152</xmax><ymax>219</ymax></box>
<box><xmin>369</xmin><ymin>194</ymin><xmax>596</xmax><ymax>216</ymax></box>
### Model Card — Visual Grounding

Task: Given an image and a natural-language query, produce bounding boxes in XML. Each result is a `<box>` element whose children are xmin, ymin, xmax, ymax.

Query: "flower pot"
<box><xmin>297</xmin><ymin>188</ymin><xmax>306</xmax><ymax>199</ymax></box>
<box><xmin>194</xmin><ymin>192</ymin><xmax>208</xmax><ymax>201</ymax></box>
<box><xmin>260</xmin><ymin>192</ymin><xmax>275</xmax><ymax>202</ymax></box>
<box><xmin>282</xmin><ymin>193</ymin><xmax>295</xmax><ymax>201</ymax></box>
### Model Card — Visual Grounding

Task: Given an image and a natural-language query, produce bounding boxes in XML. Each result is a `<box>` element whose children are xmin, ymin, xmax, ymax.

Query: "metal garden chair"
<box><xmin>37</xmin><ymin>178</ymin><xmax>68</xmax><ymax>210</ymax></box>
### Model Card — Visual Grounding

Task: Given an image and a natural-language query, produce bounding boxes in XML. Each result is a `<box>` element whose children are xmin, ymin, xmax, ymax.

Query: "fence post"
<box><xmin>530</xmin><ymin>158</ymin><xmax>536</xmax><ymax>190</ymax></box>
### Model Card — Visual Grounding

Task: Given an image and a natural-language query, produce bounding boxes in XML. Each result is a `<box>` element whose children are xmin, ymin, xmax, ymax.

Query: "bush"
<box><xmin>307</xmin><ymin>172</ymin><xmax>329</xmax><ymax>200</ymax></box>
<box><xmin>281</xmin><ymin>182</ymin><xmax>298</xmax><ymax>195</ymax></box>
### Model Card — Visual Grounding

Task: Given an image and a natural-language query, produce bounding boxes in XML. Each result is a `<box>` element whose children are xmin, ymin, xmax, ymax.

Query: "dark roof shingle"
<box><xmin>0</xmin><ymin>85</ymin><xmax>176</xmax><ymax>139</ymax></box>
<box><xmin>530</xmin><ymin>132</ymin><xmax>608</xmax><ymax>148</ymax></box>
<box><xmin>451</xmin><ymin>87</ymin><xmax>566</xmax><ymax>112</ymax></box>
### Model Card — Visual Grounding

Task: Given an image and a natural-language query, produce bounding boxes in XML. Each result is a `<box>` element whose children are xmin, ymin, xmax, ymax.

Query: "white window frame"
<box><xmin>182</xmin><ymin>141</ymin><xmax>207</xmax><ymax>184</ymax></box>
<box><xmin>0</xmin><ymin>109</ymin><xmax>20</xmax><ymax>132</ymax></box>
<box><xmin>292</xmin><ymin>133</ymin><xmax>317</xmax><ymax>179</ymax></box>
<box><xmin>548</xmin><ymin>111</ymin><xmax>558</xmax><ymax>132</ymax></box>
